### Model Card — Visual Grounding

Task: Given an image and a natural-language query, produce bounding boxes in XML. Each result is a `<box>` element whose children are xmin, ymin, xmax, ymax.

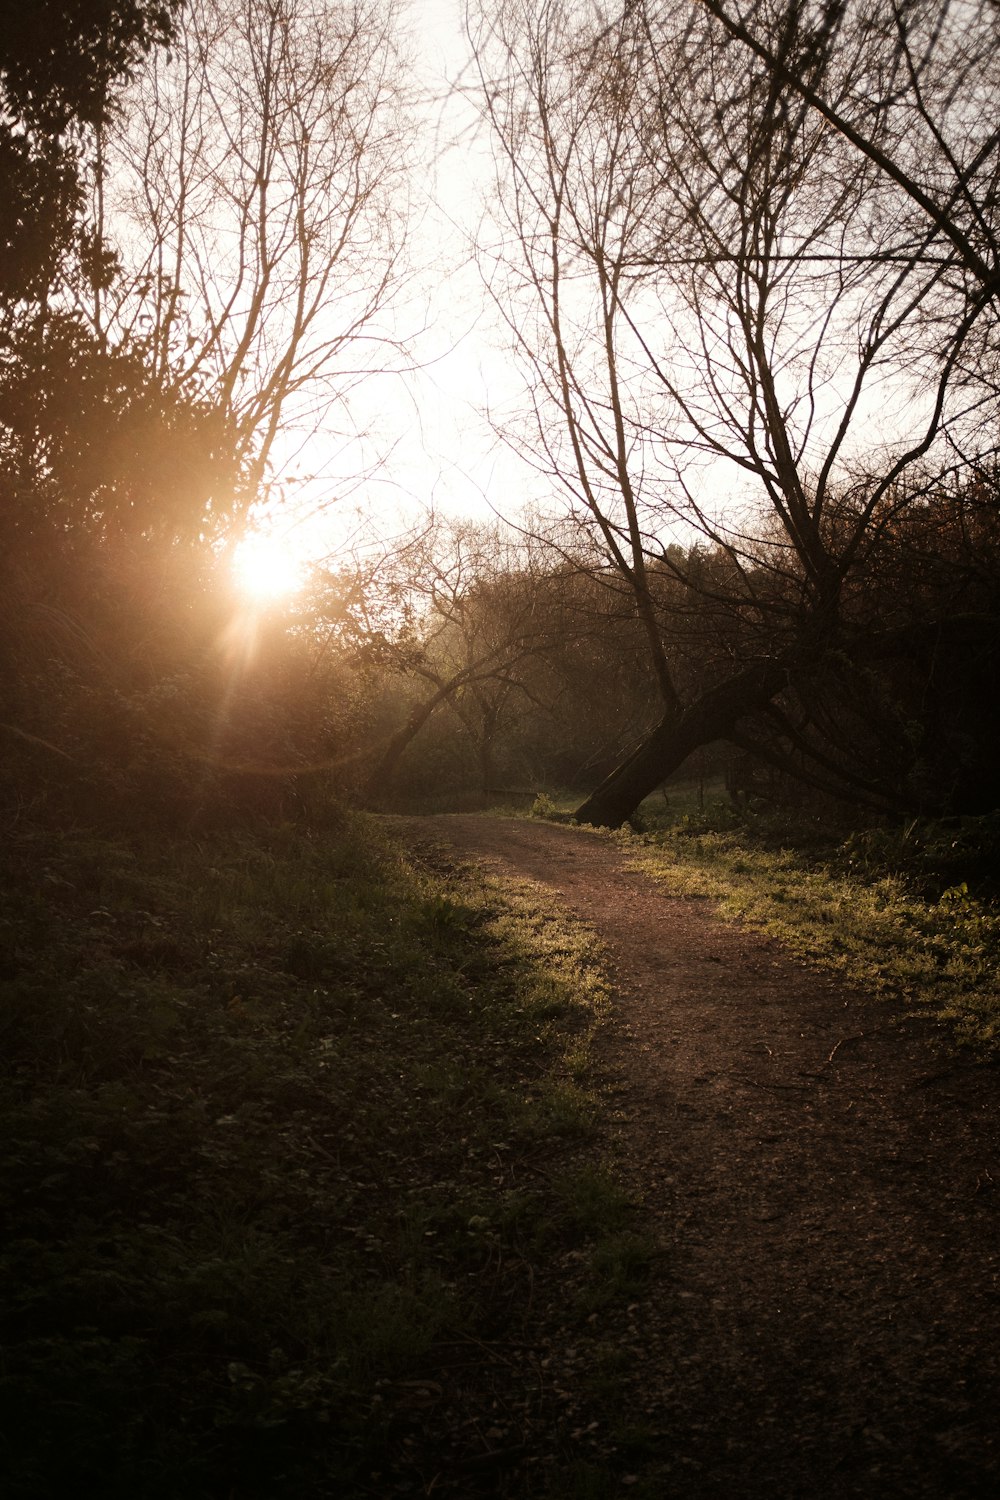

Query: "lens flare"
<box><xmin>232</xmin><ymin>534</ymin><xmax>304</xmax><ymax>602</ymax></box>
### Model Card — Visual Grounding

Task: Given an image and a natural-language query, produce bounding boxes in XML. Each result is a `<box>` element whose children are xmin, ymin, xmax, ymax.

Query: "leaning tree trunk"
<box><xmin>363</xmin><ymin>685</ymin><xmax>454</xmax><ymax>804</ymax></box>
<box><xmin>574</xmin><ymin>660</ymin><xmax>790</xmax><ymax>827</ymax></box>
<box><xmin>477</xmin><ymin>731</ymin><xmax>497</xmax><ymax>802</ymax></box>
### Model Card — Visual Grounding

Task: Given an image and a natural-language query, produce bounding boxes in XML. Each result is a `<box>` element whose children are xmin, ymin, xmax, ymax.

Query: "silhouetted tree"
<box><xmin>92</xmin><ymin>0</ymin><xmax>411</xmax><ymax>505</ymax></box>
<box><xmin>471</xmin><ymin>0</ymin><xmax>1000</xmax><ymax>824</ymax></box>
<box><xmin>324</xmin><ymin>521</ymin><xmax>562</xmax><ymax>802</ymax></box>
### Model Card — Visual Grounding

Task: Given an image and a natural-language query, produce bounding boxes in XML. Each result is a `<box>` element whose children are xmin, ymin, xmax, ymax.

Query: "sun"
<box><xmin>232</xmin><ymin>533</ymin><xmax>305</xmax><ymax>602</ymax></box>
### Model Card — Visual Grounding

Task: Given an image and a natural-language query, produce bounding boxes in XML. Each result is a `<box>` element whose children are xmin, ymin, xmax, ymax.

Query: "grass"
<box><xmin>524</xmin><ymin>778</ymin><xmax>1000</xmax><ymax>1051</ymax></box>
<box><xmin>0</xmin><ymin>808</ymin><xmax>642</xmax><ymax>1499</ymax></box>
<box><xmin>14</xmin><ymin>774</ymin><xmax>993</xmax><ymax>1495</ymax></box>
<box><xmin>627</xmin><ymin>788</ymin><xmax>1000</xmax><ymax>1051</ymax></box>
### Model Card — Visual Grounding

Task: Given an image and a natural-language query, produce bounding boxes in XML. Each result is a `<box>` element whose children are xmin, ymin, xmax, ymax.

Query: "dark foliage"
<box><xmin>0</xmin><ymin>1</ymin><xmax>178</xmax><ymax>301</ymax></box>
<box><xmin>0</xmin><ymin>0</ymin><xmax>331</xmax><ymax>826</ymax></box>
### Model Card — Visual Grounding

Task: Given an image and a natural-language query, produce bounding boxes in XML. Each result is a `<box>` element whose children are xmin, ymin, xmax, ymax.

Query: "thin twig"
<box><xmin>826</xmin><ymin>1033</ymin><xmax>866</xmax><ymax>1065</ymax></box>
<box><xmin>736</xmin><ymin>1075</ymin><xmax>812</xmax><ymax>1093</ymax></box>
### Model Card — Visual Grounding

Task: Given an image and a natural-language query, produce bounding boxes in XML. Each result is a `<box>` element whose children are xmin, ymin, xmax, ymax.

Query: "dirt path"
<box><xmin>393</xmin><ymin>814</ymin><xmax>1000</xmax><ymax>1499</ymax></box>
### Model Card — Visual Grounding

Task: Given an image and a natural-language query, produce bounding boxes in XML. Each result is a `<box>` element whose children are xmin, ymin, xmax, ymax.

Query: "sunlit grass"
<box><xmin>0</xmin><ymin>810</ymin><xmax>636</xmax><ymax>1498</ymax></box>
<box><xmin>518</xmin><ymin>777</ymin><xmax>1000</xmax><ymax>1050</ymax></box>
<box><xmin>616</xmin><ymin>800</ymin><xmax>1000</xmax><ymax>1051</ymax></box>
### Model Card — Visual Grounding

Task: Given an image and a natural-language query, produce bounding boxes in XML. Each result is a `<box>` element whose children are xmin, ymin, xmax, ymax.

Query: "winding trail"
<box><xmin>393</xmin><ymin>814</ymin><xmax>1000</xmax><ymax>1499</ymax></box>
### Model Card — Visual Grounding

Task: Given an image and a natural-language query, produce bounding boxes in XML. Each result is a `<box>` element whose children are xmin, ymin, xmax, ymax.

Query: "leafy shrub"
<box><xmin>530</xmin><ymin>790</ymin><xmax>559</xmax><ymax>819</ymax></box>
<box><xmin>841</xmin><ymin>813</ymin><xmax>1000</xmax><ymax>898</ymax></box>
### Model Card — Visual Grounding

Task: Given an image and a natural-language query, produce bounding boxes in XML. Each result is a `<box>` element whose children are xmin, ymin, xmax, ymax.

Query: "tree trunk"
<box><xmin>364</xmin><ymin>689</ymin><xmax>451</xmax><ymax>803</ymax></box>
<box><xmin>478</xmin><ymin>735</ymin><xmax>495</xmax><ymax>802</ymax></box>
<box><xmin>574</xmin><ymin>660</ymin><xmax>789</xmax><ymax>827</ymax></box>
<box><xmin>476</xmin><ymin>699</ymin><xmax>502</xmax><ymax>801</ymax></box>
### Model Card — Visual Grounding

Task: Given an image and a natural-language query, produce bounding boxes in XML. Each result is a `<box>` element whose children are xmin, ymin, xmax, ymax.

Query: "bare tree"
<box><xmin>91</xmin><ymin>0</ymin><xmax>411</xmax><ymax>504</ymax></box>
<box><xmin>470</xmin><ymin>0</ymin><xmax>1000</xmax><ymax>825</ymax></box>
<box><xmin>694</xmin><ymin>0</ymin><xmax>1000</xmax><ymax>299</ymax></box>
<box><xmin>321</xmin><ymin>519</ymin><xmax>568</xmax><ymax>801</ymax></box>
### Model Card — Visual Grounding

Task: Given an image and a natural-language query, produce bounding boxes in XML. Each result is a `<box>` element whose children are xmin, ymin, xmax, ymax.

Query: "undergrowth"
<box><xmin>0</xmin><ymin>810</ymin><xmax>635</xmax><ymax>1499</ymax></box>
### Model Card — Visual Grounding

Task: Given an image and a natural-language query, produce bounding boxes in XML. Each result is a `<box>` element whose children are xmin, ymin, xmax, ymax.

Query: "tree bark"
<box><xmin>574</xmin><ymin>660</ymin><xmax>789</xmax><ymax>827</ymax></box>
<box><xmin>363</xmin><ymin>685</ymin><xmax>454</xmax><ymax>803</ymax></box>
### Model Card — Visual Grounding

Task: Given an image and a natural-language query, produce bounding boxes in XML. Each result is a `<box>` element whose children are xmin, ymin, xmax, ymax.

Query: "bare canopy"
<box><xmin>470</xmin><ymin>0</ymin><xmax>1000</xmax><ymax>824</ymax></box>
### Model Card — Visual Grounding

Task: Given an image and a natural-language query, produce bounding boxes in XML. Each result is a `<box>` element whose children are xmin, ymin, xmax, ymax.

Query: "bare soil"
<box><xmin>394</xmin><ymin>814</ymin><xmax>1000</xmax><ymax>1499</ymax></box>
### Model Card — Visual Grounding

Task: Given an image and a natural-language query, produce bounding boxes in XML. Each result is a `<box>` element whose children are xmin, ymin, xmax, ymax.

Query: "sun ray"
<box><xmin>232</xmin><ymin>533</ymin><xmax>305</xmax><ymax>602</ymax></box>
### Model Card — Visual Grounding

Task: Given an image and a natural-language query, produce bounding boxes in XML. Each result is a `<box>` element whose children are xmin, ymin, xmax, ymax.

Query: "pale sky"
<box><xmin>288</xmin><ymin>0</ymin><xmax>544</xmax><ymax>562</ymax></box>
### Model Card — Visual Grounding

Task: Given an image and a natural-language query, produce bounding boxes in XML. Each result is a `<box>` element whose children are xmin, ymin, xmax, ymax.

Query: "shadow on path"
<box><xmin>394</xmin><ymin>814</ymin><xmax>1000</xmax><ymax>1499</ymax></box>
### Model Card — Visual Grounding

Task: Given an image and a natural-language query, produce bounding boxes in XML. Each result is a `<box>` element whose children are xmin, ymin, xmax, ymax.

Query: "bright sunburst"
<box><xmin>232</xmin><ymin>533</ymin><xmax>305</xmax><ymax>602</ymax></box>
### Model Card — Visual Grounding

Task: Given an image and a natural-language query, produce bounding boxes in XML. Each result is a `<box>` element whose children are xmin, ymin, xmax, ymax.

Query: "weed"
<box><xmin>531</xmin><ymin>790</ymin><xmax>561</xmax><ymax>819</ymax></box>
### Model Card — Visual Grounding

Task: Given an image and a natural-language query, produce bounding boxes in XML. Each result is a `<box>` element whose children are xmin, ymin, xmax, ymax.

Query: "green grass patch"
<box><xmin>474</xmin><ymin>778</ymin><xmax>1000</xmax><ymax>1047</ymax></box>
<box><xmin>0</xmin><ymin>811</ymin><xmax>635</xmax><ymax>1498</ymax></box>
<box><xmin>618</xmin><ymin>803</ymin><xmax>1000</xmax><ymax>1051</ymax></box>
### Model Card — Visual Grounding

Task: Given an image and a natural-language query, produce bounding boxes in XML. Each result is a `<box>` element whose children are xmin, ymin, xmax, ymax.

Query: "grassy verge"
<box><xmin>0</xmin><ymin>810</ymin><xmax>640</xmax><ymax>1498</ymax></box>
<box><xmin>620</xmin><ymin>796</ymin><xmax>1000</xmax><ymax>1052</ymax></box>
<box><xmin>524</xmin><ymin>780</ymin><xmax>1000</xmax><ymax>1051</ymax></box>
